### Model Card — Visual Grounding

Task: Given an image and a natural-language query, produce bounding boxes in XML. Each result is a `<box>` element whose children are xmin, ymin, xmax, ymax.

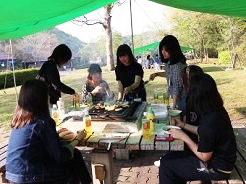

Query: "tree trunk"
<box><xmin>200</xmin><ymin>37</ymin><xmax>204</xmax><ymax>62</ymax></box>
<box><xmin>104</xmin><ymin>5</ymin><xmax>114</xmax><ymax>71</ymax></box>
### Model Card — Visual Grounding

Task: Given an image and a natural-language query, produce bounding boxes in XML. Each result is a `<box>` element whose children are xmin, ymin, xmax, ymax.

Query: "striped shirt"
<box><xmin>165</xmin><ymin>61</ymin><xmax>186</xmax><ymax>97</ymax></box>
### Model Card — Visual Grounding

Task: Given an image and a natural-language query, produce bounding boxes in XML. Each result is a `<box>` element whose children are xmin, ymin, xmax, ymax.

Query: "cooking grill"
<box><xmin>88</xmin><ymin>101</ymin><xmax>140</xmax><ymax>121</ymax></box>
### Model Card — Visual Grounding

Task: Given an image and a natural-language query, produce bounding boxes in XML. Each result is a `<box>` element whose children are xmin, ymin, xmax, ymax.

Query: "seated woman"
<box><xmin>82</xmin><ymin>64</ymin><xmax>113</xmax><ymax>104</ymax></box>
<box><xmin>6</xmin><ymin>80</ymin><xmax>91</xmax><ymax>184</ymax></box>
<box><xmin>115</xmin><ymin>44</ymin><xmax>146</xmax><ymax>101</ymax></box>
<box><xmin>159</xmin><ymin>74</ymin><xmax>237</xmax><ymax>183</ymax></box>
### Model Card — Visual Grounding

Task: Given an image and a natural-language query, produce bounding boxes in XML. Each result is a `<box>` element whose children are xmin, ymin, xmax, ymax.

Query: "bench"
<box><xmin>1</xmin><ymin>127</ymin><xmax>246</xmax><ymax>184</ymax></box>
<box><xmin>0</xmin><ymin>143</ymin><xmax>8</xmax><ymax>183</ymax></box>
<box><xmin>190</xmin><ymin>127</ymin><xmax>246</xmax><ymax>184</ymax></box>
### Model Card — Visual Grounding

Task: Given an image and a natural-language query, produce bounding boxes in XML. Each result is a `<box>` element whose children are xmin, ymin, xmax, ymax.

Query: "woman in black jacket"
<box><xmin>37</xmin><ymin>44</ymin><xmax>77</xmax><ymax>104</ymax></box>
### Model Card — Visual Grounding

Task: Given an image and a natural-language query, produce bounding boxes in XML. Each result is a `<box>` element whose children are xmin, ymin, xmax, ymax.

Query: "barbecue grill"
<box><xmin>88</xmin><ymin>101</ymin><xmax>141</xmax><ymax>121</ymax></box>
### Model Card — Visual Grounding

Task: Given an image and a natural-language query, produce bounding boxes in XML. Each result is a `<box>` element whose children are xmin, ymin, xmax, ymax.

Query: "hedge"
<box><xmin>218</xmin><ymin>51</ymin><xmax>231</xmax><ymax>64</ymax></box>
<box><xmin>0</xmin><ymin>68</ymin><xmax>39</xmax><ymax>89</ymax></box>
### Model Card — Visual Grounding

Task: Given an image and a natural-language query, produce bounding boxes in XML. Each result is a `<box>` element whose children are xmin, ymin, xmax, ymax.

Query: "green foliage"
<box><xmin>218</xmin><ymin>51</ymin><xmax>231</xmax><ymax>64</ymax></box>
<box><xmin>0</xmin><ymin>68</ymin><xmax>39</xmax><ymax>89</ymax></box>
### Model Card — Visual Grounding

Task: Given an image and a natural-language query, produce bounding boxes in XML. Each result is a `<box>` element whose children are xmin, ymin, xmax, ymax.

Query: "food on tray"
<box><xmin>95</xmin><ymin>101</ymin><xmax>105</xmax><ymax>109</ymax></box>
<box><xmin>106</xmin><ymin>104</ymin><xmax>118</xmax><ymax>111</ymax></box>
<box><xmin>115</xmin><ymin>107</ymin><xmax>123</xmax><ymax>111</ymax></box>
<box><xmin>57</xmin><ymin>128</ymin><xmax>76</xmax><ymax>141</ymax></box>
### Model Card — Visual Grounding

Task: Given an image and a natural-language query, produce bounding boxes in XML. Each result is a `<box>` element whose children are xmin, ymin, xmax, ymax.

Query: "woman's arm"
<box><xmin>39</xmin><ymin>119</ymin><xmax>74</xmax><ymax>163</ymax></box>
<box><xmin>171</xmin><ymin>118</ymin><xmax>198</xmax><ymax>135</ymax></box>
<box><xmin>169</xmin><ymin>129</ymin><xmax>213</xmax><ymax>162</ymax></box>
<box><xmin>149</xmin><ymin>72</ymin><xmax>166</xmax><ymax>81</ymax></box>
<box><xmin>125</xmin><ymin>75</ymin><xmax>141</xmax><ymax>94</ymax></box>
<box><xmin>117</xmin><ymin>81</ymin><xmax>124</xmax><ymax>101</ymax></box>
<box><xmin>46</xmin><ymin>63</ymin><xmax>75</xmax><ymax>94</ymax></box>
<box><xmin>172</xmin><ymin>94</ymin><xmax>178</xmax><ymax>109</ymax></box>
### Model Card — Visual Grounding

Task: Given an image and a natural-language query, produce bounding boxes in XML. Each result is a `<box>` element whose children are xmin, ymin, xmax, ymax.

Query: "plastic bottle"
<box><xmin>142</xmin><ymin>112</ymin><xmax>151</xmax><ymax>139</ymax></box>
<box><xmin>52</xmin><ymin>104</ymin><xmax>59</xmax><ymax>126</ymax></box>
<box><xmin>75</xmin><ymin>95</ymin><xmax>81</xmax><ymax>109</ymax></box>
<box><xmin>147</xmin><ymin>107</ymin><xmax>155</xmax><ymax>133</ymax></box>
<box><xmin>86</xmin><ymin>93</ymin><xmax>93</xmax><ymax>106</ymax></box>
<box><xmin>83</xmin><ymin>110</ymin><xmax>92</xmax><ymax>135</ymax></box>
<box><xmin>57</xmin><ymin>98</ymin><xmax>65</xmax><ymax>116</ymax></box>
<box><xmin>163</xmin><ymin>88</ymin><xmax>170</xmax><ymax>108</ymax></box>
<box><xmin>153</xmin><ymin>89</ymin><xmax>159</xmax><ymax>104</ymax></box>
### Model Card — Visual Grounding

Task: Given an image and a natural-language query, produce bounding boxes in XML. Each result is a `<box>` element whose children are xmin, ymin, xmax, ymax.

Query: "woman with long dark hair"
<box><xmin>115</xmin><ymin>44</ymin><xmax>146</xmax><ymax>101</ymax></box>
<box><xmin>6</xmin><ymin>80</ymin><xmax>91</xmax><ymax>184</ymax></box>
<box><xmin>159</xmin><ymin>74</ymin><xmax>237</xmax><ymax>183</ymax></box>
<box><xmin>149</xmin><ymin>35</ymin><xmax>186</xmax><ymax>110</ymax></box>
<box><xmin>36</xmin><ymin>44</ymin><xmax>77</xmax><ymax>105</ymax></box>
<box><xmin>181</xmin><ymin>65</ymin><xmax>204</xmax><ymax>125</ymax></box>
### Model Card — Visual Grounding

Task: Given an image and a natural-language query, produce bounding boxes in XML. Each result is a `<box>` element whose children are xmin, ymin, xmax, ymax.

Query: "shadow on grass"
<box><xmin>215</xmin><ymin>78</ymin><xmax>232</xmax><ymax>86</ymax></box>
<box><xmin>235</xmin><ymin>107</ymin><xmax>246</xmax><ymax>119</ymax></box>
<box><xmin>202</xmin><ymin>66</ymin><xmax>226</xmax><ymax>72</ymax></box>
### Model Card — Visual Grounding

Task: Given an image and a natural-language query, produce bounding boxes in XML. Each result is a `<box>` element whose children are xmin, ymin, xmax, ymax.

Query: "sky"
<box><xmin>56</xmin><ymin>0</ymin><xmax>171</xmax><ymax>43</ymax></box>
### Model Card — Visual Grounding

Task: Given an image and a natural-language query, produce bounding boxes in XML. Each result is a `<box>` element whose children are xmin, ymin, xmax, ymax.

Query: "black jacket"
<box><xmin>37</xmin><ymin>60</ymin><xmax>75</xmax><ymax>104</ymax></box>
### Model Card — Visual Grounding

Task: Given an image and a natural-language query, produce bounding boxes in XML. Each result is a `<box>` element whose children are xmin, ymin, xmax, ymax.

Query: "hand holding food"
<box><xmin>57</xmin><ymin>128</ymin><xmax>76</xmax><ymax>141</ymax></box>
<box><xmin>170</xmin><ymin>118</ymin><xmax>185</xmax><ymax>128</ymax></box>
<box><xmin>169</xmin><ymin>129</ymin><xmax>187</xmax><ymax>141</ymax></box>
<box><xmin>76</xmin><ymin>129</ymin><xmax>87</xmax><ymax>141</ymax></box>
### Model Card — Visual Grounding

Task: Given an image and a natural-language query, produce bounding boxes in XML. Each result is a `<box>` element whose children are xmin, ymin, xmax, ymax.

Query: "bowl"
<box><xmin>168</xmin><ymin>109</ymin><xmax>182</xmax><ymax>116</ymax></box>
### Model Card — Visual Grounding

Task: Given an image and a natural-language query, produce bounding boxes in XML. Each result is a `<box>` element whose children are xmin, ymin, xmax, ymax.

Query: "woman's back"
<box><xmin>198</xmin><ymin>108</ymin><xmax>236</xmax><ymax>171</ymax></box>
<box><xmin>6</xmin><ymin>117</ymin><xmax>71</xmax><ymax>183</ymax></box>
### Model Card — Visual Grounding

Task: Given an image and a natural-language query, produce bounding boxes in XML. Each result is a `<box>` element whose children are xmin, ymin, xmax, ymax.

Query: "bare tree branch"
<box><xmin>72</xmin><ymin>16</ymin><xmax>103</xmax><ymax>26</ymax></box>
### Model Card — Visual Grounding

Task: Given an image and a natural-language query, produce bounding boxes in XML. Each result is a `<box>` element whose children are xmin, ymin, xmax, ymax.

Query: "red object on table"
<box><xmin>155</xmin><ymin>136</ymin><xmax>174</xmax><ymax>141</ymax></box>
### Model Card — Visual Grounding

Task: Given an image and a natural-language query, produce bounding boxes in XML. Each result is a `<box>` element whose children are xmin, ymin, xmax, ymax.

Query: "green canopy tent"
<box><xmin>1</xmin><ymin>0</ymin><xmax>246</xmax><ymax>40</ymax></box>
<box><xmin>151</xmin><ymin>0</ymin><xmax>246</xmax><ymax>18</ymax></box>
<box><xmin>0</xmin><ymin>0</ymin><xmax>116</xmax><ymax>40</ymax></box>
<box><xmin>134</xmin><ymin>42</ymin><xmax>193</xmax><ymax>54</ymax></box>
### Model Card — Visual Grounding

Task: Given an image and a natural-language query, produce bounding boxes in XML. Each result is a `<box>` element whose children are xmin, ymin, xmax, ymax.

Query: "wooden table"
<box><xmin>60</xmin><ymin>103</ymin><xmax>184</xmax><ymax>184</ymax></box>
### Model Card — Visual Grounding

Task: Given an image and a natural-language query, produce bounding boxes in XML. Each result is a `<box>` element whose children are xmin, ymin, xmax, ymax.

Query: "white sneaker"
<box><xmin>154</xmin><ymin>160</ymin><xmax>160</xmax><ymax>167</ymax></box>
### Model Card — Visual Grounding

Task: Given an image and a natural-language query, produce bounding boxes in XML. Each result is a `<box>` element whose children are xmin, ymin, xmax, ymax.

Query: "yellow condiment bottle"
<box><xmin>147</xmin><ymin>107</ymin><xmax>155</xmax><ymax>133</ymax></box>
<box><xmin>142</xmin><ymin>112</ymin><xmax>151</xmax><ymax>139</ymax></box>
<box><xmin>83</xmin><ymin>110</ymin><xmax>92</xmax><ymax>135</ymax></box>
<box><xmin>52</xmin><ymin>104</ymin><xmax>59</xmax><ymax>126</ymax></box>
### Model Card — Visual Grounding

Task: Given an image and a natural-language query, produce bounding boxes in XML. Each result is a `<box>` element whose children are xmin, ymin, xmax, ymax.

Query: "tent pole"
<box><xmin>9</xmin><ymin>39</ymin><xmax>18</xmax><ymax>104</ymax></box>
<box><xmin>129</xmin><ymin>0</ymin><xmax>134</xmax><ymax>54</ymax></box>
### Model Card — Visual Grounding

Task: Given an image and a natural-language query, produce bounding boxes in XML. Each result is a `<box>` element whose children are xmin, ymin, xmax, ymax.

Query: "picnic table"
<box><xmin>60</xmin><ymin>102</ymin><xmax>184</xmax><ymax>184</ymax></box>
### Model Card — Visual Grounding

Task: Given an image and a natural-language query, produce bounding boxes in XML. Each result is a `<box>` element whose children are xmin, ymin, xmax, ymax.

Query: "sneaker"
<box><xmin>154</xmin><ymin>160</ymin><xmax>160</xmax><ymax>167</ymax></box>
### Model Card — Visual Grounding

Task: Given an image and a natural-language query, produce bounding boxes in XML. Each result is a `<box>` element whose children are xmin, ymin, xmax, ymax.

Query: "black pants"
<box><xmin>159</xmin><ymin>151</ymin><xmax>230</xmax><ymax>184</ymax></box>
<box><xmin>66</xmin><ymin>148</ymin><xmax>92</xmax><ymax>184</ymax></box>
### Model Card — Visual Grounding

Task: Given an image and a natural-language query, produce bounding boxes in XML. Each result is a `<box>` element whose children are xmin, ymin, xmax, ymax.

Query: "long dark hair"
<box><xmin>188</xmin><ymin>74</ymin><xmax>224</xmax><ymax>115</ymax></box>
<box><xmin>159</xmin><ymin>35</ymin><xmax>186</xmax><ymax>65</ymax></box>
<box><xmin>11</xmin><ymin>80</ymin><xmax>50</xmax><ymax>128</ymax></box>
<box><xmin>116</xmin><ymin>44</ymin><xmax>136</xmax><ymax>67</ymax></box>
<box><xmin>48</xmin><ymin>44</ymin><xmax>72</xmax><ymax>67</ymax></box>
<box><xmin>181</xmin><ymin>65</ymin><xmax>204</xmax><ymax>93</ymax></box>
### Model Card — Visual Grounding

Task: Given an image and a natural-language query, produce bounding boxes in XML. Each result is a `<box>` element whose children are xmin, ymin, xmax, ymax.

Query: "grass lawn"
<box><xmin>0</xmin><ymin>63</ymin><xmax>246</xmax><ymax>142</ymax></box>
